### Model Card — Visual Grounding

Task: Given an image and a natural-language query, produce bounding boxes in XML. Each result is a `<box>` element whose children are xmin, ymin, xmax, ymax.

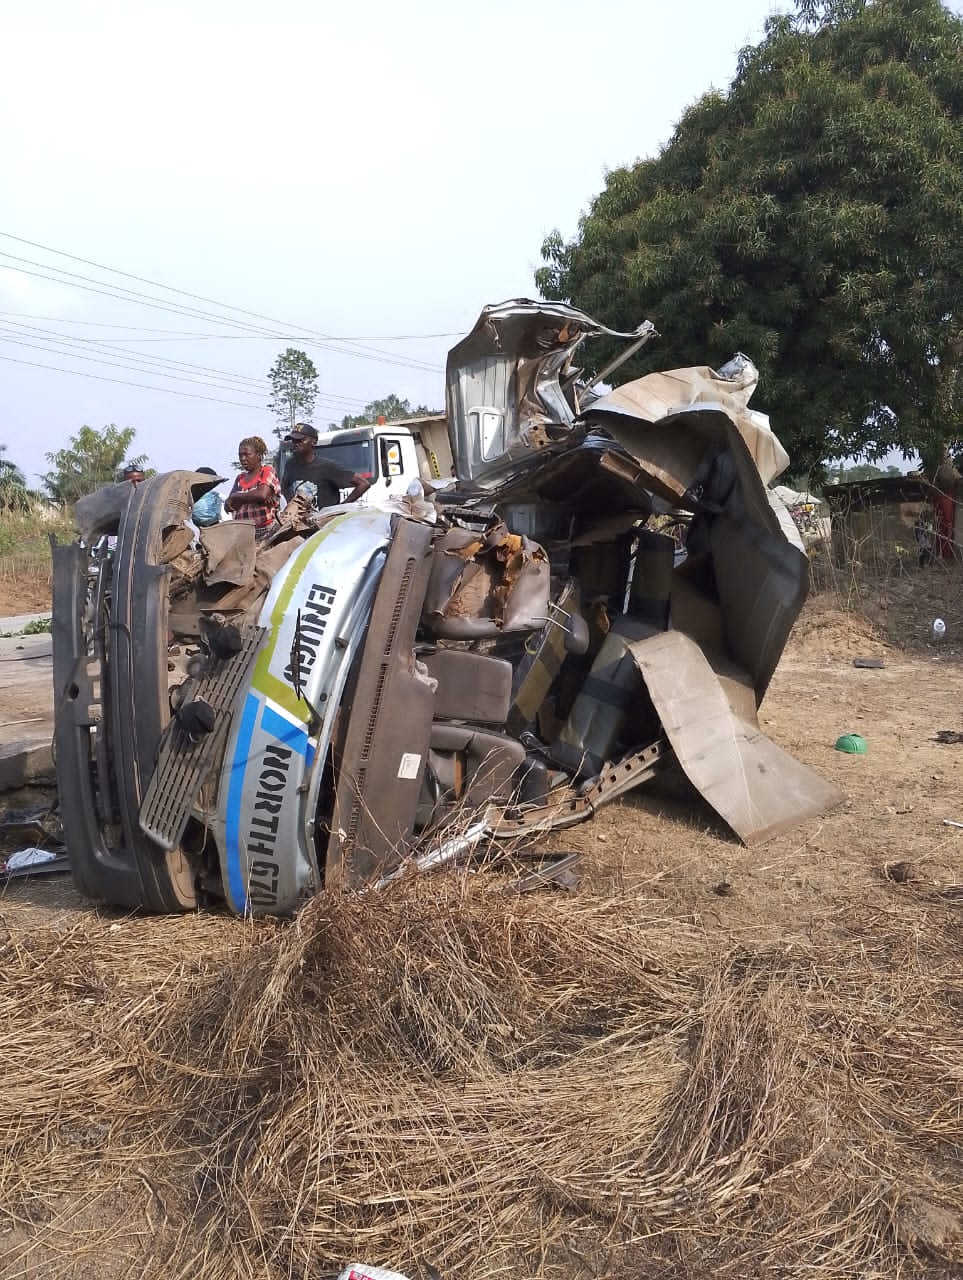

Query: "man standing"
<box><xmin>280</xmin><ymin>424</ymin><xmax>371</xmax><ymax>508</ymax></box>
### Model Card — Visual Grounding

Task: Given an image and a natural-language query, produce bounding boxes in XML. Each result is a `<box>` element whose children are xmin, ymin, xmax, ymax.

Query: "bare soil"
<box><xmin>0</xmin><ymin>575</ymin><xmax>52</xmax><ymax>616</ymax></box>
<box><xmin>0</xmin><ymin>571</ymin><xmax>961</xmax><ymax>1278</ymax></box>
<box><xmin>556</xmin><ymin>596</ymin><xmax>963</xmax><ymax>932</ymax></box>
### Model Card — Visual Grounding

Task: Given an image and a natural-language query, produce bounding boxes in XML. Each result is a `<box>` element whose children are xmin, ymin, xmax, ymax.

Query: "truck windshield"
<box><xmin>318</xmin><ymin>438</ymin><xmax>376</xmax><ymax>478</ymax></box>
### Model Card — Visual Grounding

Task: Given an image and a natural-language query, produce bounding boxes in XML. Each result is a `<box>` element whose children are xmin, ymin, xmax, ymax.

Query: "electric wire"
<box><xmin>0</xmin><ymin>256</ymin><xmax>441</xmax><ymax>375</ymax></box>
<box><xmin>0</xmin><ymin>318</ymin><xmax>377</xmax><ymax>408</ymax></box>
<box><xmin>0</xmin><ymin>320</ymin><xmax>270</xmax><ymax>393</ymax></box>
<box><xmin>0</xmin><ymin>238</ymin><xmax>444</xmax><ymax>371</ymax></box>
<box><xmin>0</xmin><ymin>317</ymin><xmax>371</xmax><ymax>405</ymax></box>
<box><xmin>0</xmin><ymin>231</ymin><xmax>449</xmax><ymax>421</ymax></box>
<box><xmin>0</xmin><ymin>231</ymin><xmax>448</xmax><ymax>349</ymax></box>
<box><xmin>0</xmin><ymin>352</ymin><xmax>267</xmax><ymax>410</ymax></box>
<box><xmin>0</xmin><ymin>338</ymin><xmax>367</xmax><ymax>414</ymax></box>
<box><xmin>0</xmin><ymin>310</ymin><xmax>461</xmax><ymax>341</ymax></box>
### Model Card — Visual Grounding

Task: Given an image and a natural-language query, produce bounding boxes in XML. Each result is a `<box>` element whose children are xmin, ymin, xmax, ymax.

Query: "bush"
<box><xmin>0</xmin><ymin>507</ymin><xmax>73</xmax><ymax>581</ymax></box>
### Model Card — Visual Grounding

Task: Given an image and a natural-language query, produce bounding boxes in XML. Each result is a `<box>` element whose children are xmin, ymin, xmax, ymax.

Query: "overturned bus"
<box><xmin>52</xmin><ymin>299</ymin><xmax>842</xmax><ymax>916</ymax></box>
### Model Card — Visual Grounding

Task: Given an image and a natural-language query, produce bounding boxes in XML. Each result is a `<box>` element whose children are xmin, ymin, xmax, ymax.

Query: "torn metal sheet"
<box><xmin>200</xmin><ymin>521</ymin><xmax>257</xmax><ymax>587</ymax></box>
<box><xmin>446</xmin><ymin>298</ymin><xmax>656</xmax><ymax>488</ymax></box>
<box><xmin>628</xmin><ymin>630</ymin><xmax>843</xmax><ymax>845</ymax></box>
<box><xmin>585</xmin><ymin>360</ymin><xmax>790</xmax><ymax>487</ymax></box>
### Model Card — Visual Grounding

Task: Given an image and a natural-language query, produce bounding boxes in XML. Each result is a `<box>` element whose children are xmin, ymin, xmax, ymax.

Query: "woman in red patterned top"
<box><xmin>224</xmin><ymin>436</ymin><xmax>280</xmax><ymax>539</ymax></box>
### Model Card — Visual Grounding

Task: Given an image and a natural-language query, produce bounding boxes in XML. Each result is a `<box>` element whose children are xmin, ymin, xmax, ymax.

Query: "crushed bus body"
<box><xmin>51</xmin><ymin>299</ymin><xmax>842</xmax><ymax>916</ymax></box>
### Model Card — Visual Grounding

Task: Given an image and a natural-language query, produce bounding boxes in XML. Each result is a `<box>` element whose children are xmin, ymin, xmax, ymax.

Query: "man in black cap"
<box><xmin>280</xmin><ymin>424</ymin><xmax>371</xmax><ymax>508</ymax></box>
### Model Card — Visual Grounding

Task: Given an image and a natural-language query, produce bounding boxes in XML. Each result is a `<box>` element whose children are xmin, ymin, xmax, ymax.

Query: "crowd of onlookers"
<box><xmin>118</xmin><ymin>423</ymin><xmax>370</xmax><ymax>541</ymax></box>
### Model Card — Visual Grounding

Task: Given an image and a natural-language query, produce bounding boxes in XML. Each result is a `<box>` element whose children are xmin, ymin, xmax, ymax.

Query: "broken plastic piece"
<box><xmin>835</xmin><ymin>733</ymin><xmax>867</xmax><ymax>754</ymax></box>
<box><xmin>337</xmin><ymin>1266</ymin><xmax>412</xmax><ymax>1280</ymax></box>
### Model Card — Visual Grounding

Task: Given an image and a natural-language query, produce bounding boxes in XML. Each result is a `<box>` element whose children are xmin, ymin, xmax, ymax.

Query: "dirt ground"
<box><xmin>0</xmin><ymin>572</ymin><xmax>961</xmax><ymax>1278</ymax></box>
<box><xmin>0</xmin><ymin>575</ymin><xmax>53</xmax><ymax>617</ymax></box>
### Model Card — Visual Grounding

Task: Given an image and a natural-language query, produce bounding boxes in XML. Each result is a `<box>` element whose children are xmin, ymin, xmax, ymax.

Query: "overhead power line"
<box><xmin>0</xmin><ymin>330</ymin><xmax>267</xmax><ymax>399</ymax></box>
<box><xmin>0</xmin><ymin>319</ymin><xmax>267</xmax><ymax>390</ymax></box>
<box><xmin>0</xmin><ymin>352</ymin><xmax>266</xmax><ymax>410</ymax></box>
<box><xmin>0</xmin><ymin>231</ymin><xmax>445</xmax><ymax>372</ymax></box>
<box><xmin>0</xmin><ymin>254</ymin><xmax>434</xmax><ymax>374</ymax></box>
<box><xmin>0</xmin><ymin>256</ymin><xmax>441</xmax><ymax>376</ymax></box>
<box><xmin>0</xmin><ymin>350</ymin><xmax>366</xmax><ymax>418</ymax></box>
<box><xmin>0</xmin><ymin>319</ymin><xmax>373</xmax><ymax>409</ymax></box>
<box><xmin>0</xmin><ymin>310</ymin><xmax>461</xmax><ymax>342</ymax></box>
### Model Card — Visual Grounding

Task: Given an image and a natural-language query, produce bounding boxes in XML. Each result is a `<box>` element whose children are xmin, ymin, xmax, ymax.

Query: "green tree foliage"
<box><xmin>831</xmin><ymin>462</ymin><xmax>905</xmax><ymax>482</ymax></box>
<box><xmin>340</xmin><ymin>393</ymin><xmax>436</xmax><ymax>430</ymax></box>
<box><xmin>43</xmin><ymin>425</ymin><xmax>145</xmax><ymax>504</ymax></box>
<box><xmin>537</xmin><ymin>0</ymin><xmax>963</xmax><ymax>477</ymax></box>
<box><xmin>267</xmin><ymin>348</ymin><xmax>319</xmax><ymax>435</ymax></box>
<box><xmin>0</xmin><ymin>444</ymin><xmax>30</xmax><ymax>511</ymax></box>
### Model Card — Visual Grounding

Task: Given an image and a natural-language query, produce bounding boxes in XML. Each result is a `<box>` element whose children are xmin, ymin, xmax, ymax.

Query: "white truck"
<box><xmin>279</xmin><ymin>414</ymin><xmax>454</xmax><ymax>504</ymax></box>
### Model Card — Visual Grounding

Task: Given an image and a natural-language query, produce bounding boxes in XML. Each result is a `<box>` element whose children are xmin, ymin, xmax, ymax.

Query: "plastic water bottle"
<box><xmin>932</xmin><ymin>618</ymin><xmax>946</xmax><ymax>643</ymax></box>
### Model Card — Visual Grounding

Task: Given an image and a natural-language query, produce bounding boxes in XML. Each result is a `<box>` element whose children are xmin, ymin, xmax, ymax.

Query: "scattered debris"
<box><xmin>883</xmin><ymin>860</ymin><xmax>914</xmax><ymax>884</ymax></box>
<box><xmin>507</xmin><ymin>852</ymin><xmax>581</xmax><ymax>895</ymax></box>
<box><xmin>0</xmin><ymin>846</ymin><xmax>69</xmax><ymax>879</ymax></box>
<box><xmin>835</xmin><ymin>733</ymin><xmax>868</xmax><ymax>754</ymax></box>
<box><xmin>933</xmin><ymin>730</ymin><xmax>963</xmax><ymax>745</ymax></box>
<box><xmin>0</xmin><ymin>802</ymin><xmax>61</xmax><ymax>847</ymax></box>
<box><xmin>337</xmin><ymin>1266</ymin><xmax>412</xmax><ymax>1280</ymax></box>
<box><xmin>852</xmin><ymin>657</ymin><xmax>885</xmax><ymax>669</ymax></box>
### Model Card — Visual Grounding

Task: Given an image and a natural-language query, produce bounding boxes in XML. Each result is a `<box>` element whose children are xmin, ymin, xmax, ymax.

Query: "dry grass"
<box><xmin>0</xmin><ymin>875</ymin><xmax>960</xmax><ymax>1279</ymax></box>
<box><xmin>0</xmin><ymin>508</ymin><xmax>73</xmax><ymax>615</ymax></box>
<box><xmin>0</xmin><ymin>511</ymin><xmax>72</xmax><ymax>573</ymax></box>
<box><xmin>810</xmin><ymin>497</ymin><xmax>963</xmax><ymax>655</ymax></box>
<box><xmin>809</xmin><ymin>546</ymin><xmax>963</xmax><ymax>660</ymax></box>
<box><xmin>1</xmin><ymin>505</ymin><xmax>961</xmax><ymax>1277</ymax></box>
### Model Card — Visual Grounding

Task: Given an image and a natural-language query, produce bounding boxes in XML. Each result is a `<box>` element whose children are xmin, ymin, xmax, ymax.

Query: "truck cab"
<box><xmin>276</xmin><ymin>415</ymin><xmax>452</xmax><ymax>506</ymax></box>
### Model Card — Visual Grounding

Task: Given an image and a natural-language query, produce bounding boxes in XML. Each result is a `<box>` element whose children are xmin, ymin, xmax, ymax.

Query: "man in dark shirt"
<box><xmin>280</xmin><ymin>424</ymin><xmax>371</xmax><ymax>508</ymax></box>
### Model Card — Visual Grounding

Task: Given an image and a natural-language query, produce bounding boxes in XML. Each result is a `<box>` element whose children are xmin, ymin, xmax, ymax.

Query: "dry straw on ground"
<box><xmin>1</xmin><ymin>872</ymin><xmax>960</xmax><ymax>1280</ymax></box>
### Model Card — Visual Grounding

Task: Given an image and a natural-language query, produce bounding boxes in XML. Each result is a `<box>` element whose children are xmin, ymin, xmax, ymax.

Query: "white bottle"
<box><xmin>932</xmin><ymin>618</ymin><xmax>946</xmax><ymax>642</ymax></box>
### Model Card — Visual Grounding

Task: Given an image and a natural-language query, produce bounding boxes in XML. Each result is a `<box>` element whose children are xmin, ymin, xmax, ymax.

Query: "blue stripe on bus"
<box><xmin>260</xmin><ymin>703</ymin><xmax>309</xmax><ymax>755</ymax></box>
<box><xmin>225</xmin><ymin>691</ymin><xmax>260</xmax><ymax>912</ymax></box>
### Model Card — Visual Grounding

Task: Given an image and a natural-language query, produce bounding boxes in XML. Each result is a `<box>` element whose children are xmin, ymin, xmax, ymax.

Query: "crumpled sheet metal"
<box><xmin>446</xmin><ymin>298</ymin><xmax>655</xmax><ymax>487</ymax></box>
<box><xmin>200</xmin><ymin>521</ymin><xmax>257</xmax><ymax>587</ymax></box>
<box><xmin>706</xmin><ymin>508</ymin><xmax>809</xmax><ymax>704</ymax></box>
<box><xmin>582</xmin><ymin>393</ymin><xmax>808</xmax><ymax>703</ymax></box>
<box><xmin>628</xmin><ymin>630</ymin><xmax>844</xmax><ymax>845</ymax></box>
<box><xmin>585</xmin><ymin>364</ymin><xmax>790</xmax><ymax>487</ymax></box>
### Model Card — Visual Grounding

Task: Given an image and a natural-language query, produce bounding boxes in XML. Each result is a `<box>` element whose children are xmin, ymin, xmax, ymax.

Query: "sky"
<box><xmin>0</xmin><ymin>0</ymin><xmax>902</xmax><ymax>488</ymax></box>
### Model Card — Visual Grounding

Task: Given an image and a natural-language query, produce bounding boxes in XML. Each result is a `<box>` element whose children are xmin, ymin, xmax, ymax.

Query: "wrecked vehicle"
<box><xmin>52</xmin><ymin>299</ymin><xmax>842</xmax><ymax>916</ymax></box>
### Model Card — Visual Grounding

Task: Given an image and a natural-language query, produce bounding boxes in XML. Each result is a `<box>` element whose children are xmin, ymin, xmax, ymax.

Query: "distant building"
<box><xmin>824</xmin><ymin>474</ymin><xmax>962</xmax><ymax>568</ymax></box>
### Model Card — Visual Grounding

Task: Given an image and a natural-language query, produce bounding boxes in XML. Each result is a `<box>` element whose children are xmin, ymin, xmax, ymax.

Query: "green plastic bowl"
<box><xmin>835</xmin><ymin>733</ymin><xmax>867</xmax><ymax>754</ymax></box>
